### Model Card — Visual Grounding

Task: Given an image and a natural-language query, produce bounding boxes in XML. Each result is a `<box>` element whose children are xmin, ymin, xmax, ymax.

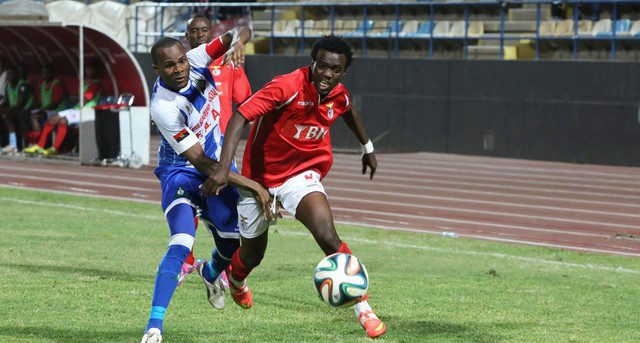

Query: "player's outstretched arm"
<box><xmin>220</xmin><ymin>26</ymin><xmax>252</xmax><ymax>67</ymax></box>
<box><xmin>202</xmin><ymin>110</ymin><xmax>249</xmax><ymax>195</ymax></box>
<box><xmin>341</xmin><ymin>107</ymin><xmax>377</xmax><ymax>180</ymax></box>
<box><xmin>182</xmin><ymin>142</ymin><xmax>275</xmax><ymax>220</ymax></box>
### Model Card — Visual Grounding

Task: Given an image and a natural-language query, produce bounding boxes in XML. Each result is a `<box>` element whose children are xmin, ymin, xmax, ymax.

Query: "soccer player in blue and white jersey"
<box><xmin>140</xmin><ymin>27</ymin><xmax>274</xmax><ymax>343</ymax></box>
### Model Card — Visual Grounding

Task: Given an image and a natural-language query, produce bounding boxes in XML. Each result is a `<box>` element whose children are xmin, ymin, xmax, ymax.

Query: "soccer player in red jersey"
<box><xmin>176</xmin><ymin>14</ymin><xmax>253</xmax><ymax>286</ymax></box>
<box><xmin>205</xmin><ymin>34</ymin><xmax>385</xmax><ymax>338</ymax></box>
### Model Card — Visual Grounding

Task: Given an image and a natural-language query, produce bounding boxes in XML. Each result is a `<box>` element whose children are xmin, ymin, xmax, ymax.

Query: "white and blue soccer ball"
<box><xmin>313</xmin><ymin>253</ymin><xmax>369</xmax><ymax>307</ymax></box>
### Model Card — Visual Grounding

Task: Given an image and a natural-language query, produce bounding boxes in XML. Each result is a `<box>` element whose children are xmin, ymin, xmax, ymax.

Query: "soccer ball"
<box><xmin>313</xmin><ymin>253</ymin><xmax>369</xmax><ymax>308</ymax></box>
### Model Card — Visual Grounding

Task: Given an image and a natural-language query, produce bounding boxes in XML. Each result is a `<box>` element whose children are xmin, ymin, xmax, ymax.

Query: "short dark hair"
<box><xmin>310</xmin><ymin>34</ymin><xmax>353</xmax><ymax>68</ymax></box>
<box><xmin>151</xmin><ymin>37</ymin><xmax>182</xmax><ymax>64</ymax></box>
<box><xmin>187</xmin><ymin>14</ymin><xmax>211</xmax><ymax>28</ymax></box>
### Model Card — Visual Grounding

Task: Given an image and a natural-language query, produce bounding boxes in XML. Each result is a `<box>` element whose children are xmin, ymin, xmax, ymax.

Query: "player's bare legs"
<box><xmin>296</xmin><ymin>192</ymin><xmax>386</xmax><ymax>338</ymax></box>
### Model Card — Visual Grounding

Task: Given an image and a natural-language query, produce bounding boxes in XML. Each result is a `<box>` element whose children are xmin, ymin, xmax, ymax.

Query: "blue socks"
<box><xmin>202</xmin><ymin>248</ymin><xmax>230</xmax><ymax>283</ymax></box>
<box><xmin>146</xmin><ymin>244</ymin><xmax>190</xmax><ymax>333</ymax></box>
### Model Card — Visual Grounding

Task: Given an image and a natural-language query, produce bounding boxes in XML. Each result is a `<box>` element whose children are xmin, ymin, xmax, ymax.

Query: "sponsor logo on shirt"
<box><xmin>297</xmin><ymin>100</ymin><xmax>314</xmax><ymax>107</ymax></box>
<box><xmin>293</xmin><ymin>125</ymin><xmax>328</xmax><ymax>140</ymax></box>
<box><xmin>173</xmin><ymin>128</ymin><xmax>190</xmax><ymax>143</ymax></box>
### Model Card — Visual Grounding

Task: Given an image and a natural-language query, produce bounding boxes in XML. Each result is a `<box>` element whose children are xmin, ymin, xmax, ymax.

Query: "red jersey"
<box><xmin>238</xmin><ymin>66</ymin><xmax>351</xmax><ymax>188</ymax></box>
<box><xmin>209</xmin><ymin>57</ymin><xmax>251</xmax><ymax>133</ymax></box>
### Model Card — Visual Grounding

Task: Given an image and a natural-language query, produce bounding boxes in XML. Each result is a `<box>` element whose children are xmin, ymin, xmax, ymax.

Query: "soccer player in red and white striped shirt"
<box><xmin>205</xmin><ymin>34</ymin><xmax>385</xmax><ymax>339</ymax></box>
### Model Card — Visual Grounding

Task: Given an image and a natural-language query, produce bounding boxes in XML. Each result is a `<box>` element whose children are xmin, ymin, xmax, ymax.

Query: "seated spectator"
<box><xmin>24</xmin><ymin>62</ymin><xmax>102</xmax><ymax>156</ymax></box>
<box><xmin>23</xmin><ymin>64</ymin><xmax>66</xmax><ymax>146</ymax></box>
<box><xmin>0</xmin><ymin>64</ymin><xmax>34</xmax><ymax>154</ymax></box>
<box><xmin>0</xmin><ymin>59</ymin><xmax>7</xmax><ymax>108</ymax></box>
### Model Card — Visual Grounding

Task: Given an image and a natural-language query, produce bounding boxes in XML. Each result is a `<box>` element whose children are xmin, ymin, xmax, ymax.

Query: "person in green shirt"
<box><xmin>24</xmin><ymin>62</ymin><xmax>101</xmax><ymax>156</ymax></box>
<box><xmin>0</xmin><ymin>64</ymin><xmax>34</xmax><ymax>154</ymax></box>
<box><xmin>23</xmin><ymin>65</ymin><xmax>67</xmax><ymax>152</ymax></box>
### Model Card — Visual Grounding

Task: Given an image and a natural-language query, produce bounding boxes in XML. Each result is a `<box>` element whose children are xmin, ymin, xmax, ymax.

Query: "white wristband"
<box><xmin>361</xmin><ymin>140</ymin><xmax>374</xmax><ymax>154</ymax></box>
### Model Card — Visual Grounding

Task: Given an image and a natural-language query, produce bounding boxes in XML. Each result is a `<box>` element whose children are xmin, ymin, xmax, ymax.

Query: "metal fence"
<box><xmin>132</xmin><ymin>0</ymin><xmax>640</xmax><ymax>60</ymax></box>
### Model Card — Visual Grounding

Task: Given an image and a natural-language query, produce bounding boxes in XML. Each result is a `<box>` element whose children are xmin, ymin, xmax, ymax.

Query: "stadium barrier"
<box><xmin>133</xmin><ymin>0</ymin><xmax>640</xmax><ymax>61</ymax></box>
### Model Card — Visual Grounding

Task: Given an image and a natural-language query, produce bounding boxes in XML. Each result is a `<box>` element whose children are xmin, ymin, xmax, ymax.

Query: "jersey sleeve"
<box><xmin>188</xmin><ymin>36</ymin><xmax>227</xmax><ymax>69</ymax></box>
<box><xmin>342</xmin><ymin>88</ymin><xmax>352</xmax><ymax>112</ymax></box>
<box><xmin>237</xmin><ymin>74</ymin><xmax>295</xmax><ymax>122</ymax></box>
<box><xmin>232</xmin><ymin>66</ymin><xmax>252</xmax><ymax>105</ymax></box>
<box><xmin>151</xmin><ymin>101</ymin><xmax>199</xmax><ymax>155</ymax></box>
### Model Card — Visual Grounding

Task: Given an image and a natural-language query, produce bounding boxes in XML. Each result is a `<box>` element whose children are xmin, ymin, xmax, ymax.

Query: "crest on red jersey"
<box><xmin>326</xmin><ymin>102</ymin><xmax>334</xmax><ymax>119</ymax></box>
<box><xmin>211</xmin><ymin>65</ymin><xmax>222</xmax><ymax>77</ymax></box>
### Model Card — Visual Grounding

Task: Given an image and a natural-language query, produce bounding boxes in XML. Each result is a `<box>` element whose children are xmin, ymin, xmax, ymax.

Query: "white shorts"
<box><xmin>237</xmin><ymin>170</ymin><xmax>326</xmax><ymax>239</ymax></box>
<box><xmin>58</xmin><ymin>108</ymin><xmax>81</xmax><ymax>125</ymax></box>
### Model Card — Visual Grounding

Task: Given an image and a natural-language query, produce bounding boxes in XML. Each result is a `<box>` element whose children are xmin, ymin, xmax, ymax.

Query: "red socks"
<box><xmin>38</xmin><ymin>122</ymin><xmax>54</xmax><ymax>148</ymax></box>
<box><xmin>53</xmin><ymin>122</ymin><xmax>67</xmax><ymax>150</ymax></box>
<box><xmin>230</xmin><ymin>249</ymin><xmax>252</xmax><ymax>282</ymax></box>
<box><xmin>335</xmin><ymin>241</ymin><xmax>352</xmax><ymax>255</ymax></box>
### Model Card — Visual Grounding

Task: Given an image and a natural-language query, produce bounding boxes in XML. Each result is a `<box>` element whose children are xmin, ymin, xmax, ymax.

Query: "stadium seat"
<box><xmin>409</xmin><ymin>21</ymin><xmax>435</xmax><ymax>37</ymax></box>
<box><xmin>630</xmin><ymin>19</ymin><xmax>640</xmax><ymax>37</ymax></box>
<box><xmin>578</xmin><ymin>20</ymin><xmax>594</xmax><ymax>36</ymax></box>
<box><xmin>432</xmin><ymin>21</ymin><xmax>450</xmax><ymax>37</ymax></box>
<box><xmin>553</xmin><ymin>19</ymin><xmax>574</xmax><ymax>36</ymax></box>
<box><xmin>400</xmin><ymin>20</ymin><xmax>419</xmax><ymax>36</ymax></box>
<box><xmin>449</xmin><ymin>21</ymin><xmax>484</xmax><ymax>38</ymax></box>
<box><xmin>291</xmin><ymin>19</ymin><xmax>314</xmax><ymax>37</ymax></box>
<box><xmin>552</xmin><ymin>19</ymin><xmax>593</xmax><ymax>36</ymax></box>
<box><xmin>311</xmin><ymin>19</ymin><xmax>331</xmax><ymax>35</ymax></box>
<box><xmin>344</xmin><ymin>19</ymin><xmax>374</xmax><ymax>36</ymax></box>
<box><xmin>538</xmin><ymin>21</ymin><xmax>556</xmax><ymax>36</ymax></box>
<box><xmin>594</xmin><ymin>19</ymin><xmax>632</xmax><ymax>37</ymax></box>
<box><xmin>280</xmin><ymin>20</ymin><xmax>299</xmax><ymax>37</ymax></box>
<box><xmin>387</xmin><ymin>20</ymin><xmax>403</xmax><ymax>35</ymax></box>
<box><xmin>339</xmin><ymin>19</ymin><xmax>359</xmax><ymax>35</ymax></box>
<box><xmin>273</xmin><ymin>19</ymin><xmax>287</xmax><ymax>34</ymax></box>
<box><xmin>592</xmin><ymin>19</ymin><xmax>612</xmax><ymax>36</ymax></box>
<box><xmin>615</xmin><ymin>19</ymin><xmax>632</xmax><ymax>36</ymax></box>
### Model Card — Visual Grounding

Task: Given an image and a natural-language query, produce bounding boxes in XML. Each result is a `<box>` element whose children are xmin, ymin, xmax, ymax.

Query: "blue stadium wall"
<box><xmin>135</xmin><ymin>53</ymin><xmax>640</xmax><ymax>167</ymax></box>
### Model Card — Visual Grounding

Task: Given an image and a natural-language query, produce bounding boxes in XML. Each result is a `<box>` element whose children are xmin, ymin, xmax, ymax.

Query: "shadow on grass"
<box><xmin>0</xmin><ymin>262</ymin><xmax>148</xmax><ymax>282</ymax></box>
<box><xmin>389</xmin><ymin>317</ymin><xmax>521</xmax><ymax>342</ymax></box>
<box><xmin>0</xmin><ymin>325</ymin><xmax>198</xmax><ymax>343</ymax></box>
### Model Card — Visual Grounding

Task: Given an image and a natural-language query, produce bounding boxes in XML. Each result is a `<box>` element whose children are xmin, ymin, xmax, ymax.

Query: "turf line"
<box><xmin>3</xmin><ymin>195</ymin><xmax>638</xmax><ymax>275</ymax></box>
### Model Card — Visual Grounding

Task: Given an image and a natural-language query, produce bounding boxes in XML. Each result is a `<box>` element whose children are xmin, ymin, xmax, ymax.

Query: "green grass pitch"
<box><xmin>0</xmin><ymin>186</ymin><xmax>639</xmax><ymax>342</ymax></box>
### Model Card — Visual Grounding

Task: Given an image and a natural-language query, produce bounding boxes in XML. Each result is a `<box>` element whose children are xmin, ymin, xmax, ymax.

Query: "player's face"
<box><xmin>187</xmin><ymin>18</ymin><xmax>212</xmax><ymax>49</ymax></box>
<box><xmin>311</xmin><ymin>49</ymin><xmax>347</xmax><ymax>98</ymax></box>
<box><xmin>153</xmin><ymin>43</ymin><xmax>190</xmax><ymax>91</ymax></box>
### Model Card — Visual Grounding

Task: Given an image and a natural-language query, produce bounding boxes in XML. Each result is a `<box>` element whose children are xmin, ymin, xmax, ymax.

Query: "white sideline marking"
<box><xmin>330</xmin><ymin>199</ymin><xmax>640</xmax><ymax>232</ymax></box>
<box><xmin>0</xmin><ymin>172</ymin><xmax>153</xmax><ymax>192</ymax></box>
<box><xmin>328</xmin><ymin>167</ymin><xmax>640</xmax><ymax>193</ymax></box>
<box><xmin>328</xmin><ymin>186</ymin><xmax>640</xmax><ymax>219</ymax></box>
<box><xmin>1</xmin><ymin>196</ymin><xmax>162</xmax><ymax>221</ymax></box>
<box><xmin>323</xmin><ymin>175</ymin><xmax>640</xmax><ymax>209</ymax></box>
<box><xmin>277</xmin><ymin>231</ymin><xmax>640</xmax><ymax>273</ymax></box>
<box><xmin>1</xmin><ymin>192</ymin><xmax>638</xmax><ymax>274</ymax></box>
<box><xmin>465</xmin><ymin>234</ymin><xmax>640</xmax><ymax>258</ymax></box>
<box><xmin>3</xmin><ymin>164</ymin><xmax>640</xmax><ymax>207</ymax></box>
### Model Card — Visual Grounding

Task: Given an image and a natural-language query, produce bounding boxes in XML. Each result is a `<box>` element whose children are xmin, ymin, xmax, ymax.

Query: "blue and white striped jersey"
<box><xmin>150</xmin><ymin>38</ymin><xmax>237</xmax><ymax>177</ymax></box>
